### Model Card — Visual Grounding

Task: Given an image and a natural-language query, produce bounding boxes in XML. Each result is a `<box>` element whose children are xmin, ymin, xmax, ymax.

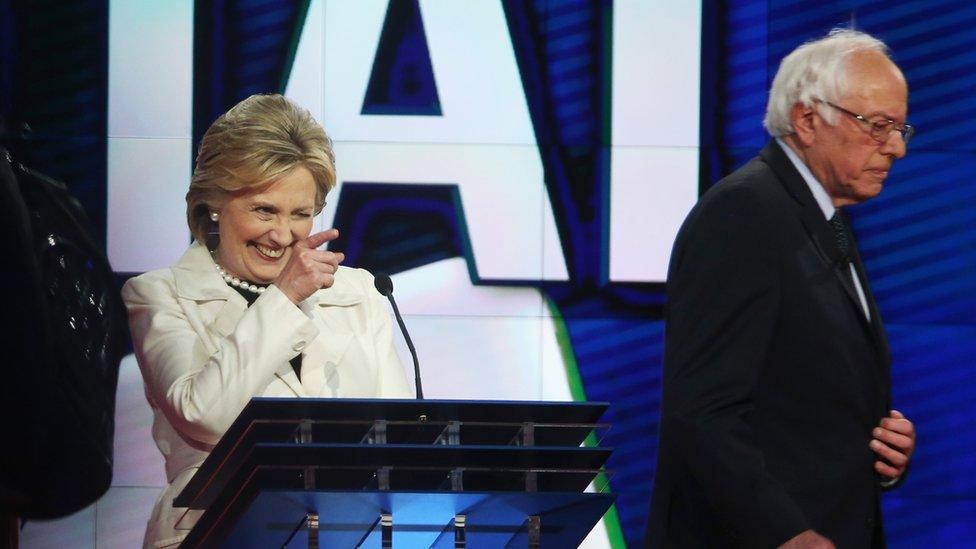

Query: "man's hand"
<box><xmin>274</xmin><ymin>229</ymin><xmax>345</xmax><ymax>304</ymax></box>
<box><xmin>778</xmin><ymin>530</ymin><xmax>835</xmax><ymax>549</ymax></box>
<box><xmin>870</xmin><ymin>409</ymin><xmax>915</xmax><ymax>480</ymax></box>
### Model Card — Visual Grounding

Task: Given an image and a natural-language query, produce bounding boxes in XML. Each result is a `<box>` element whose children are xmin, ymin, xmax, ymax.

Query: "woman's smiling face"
<box><xmin>213</xmin><ymin>165</ymin><xmax>317</xmax><ymax>284</ymax></box>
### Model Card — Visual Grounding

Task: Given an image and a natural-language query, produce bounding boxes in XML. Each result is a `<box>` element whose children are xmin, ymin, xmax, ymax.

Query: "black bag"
<box><xmin>0</xmin><ymin>147</ymin><xmax>125</xmax><ymax>519</ymax></box>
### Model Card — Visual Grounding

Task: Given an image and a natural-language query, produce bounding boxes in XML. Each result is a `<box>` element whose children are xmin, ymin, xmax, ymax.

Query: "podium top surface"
<box><xmin>216</xmin><ymin>398</ymin><xmax>609</xmax><ymax>450</ymax></box>
<box><xmin>233</xmin><ymin>397</ymin><xmax>608</xmax><ymax>424</ymax></box>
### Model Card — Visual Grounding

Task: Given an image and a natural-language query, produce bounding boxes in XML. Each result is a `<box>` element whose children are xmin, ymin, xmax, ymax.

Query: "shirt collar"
<box><xmin>776</xmin><ymin>137</ymin><xmax>836</xmax><ymax>220</ymax></box>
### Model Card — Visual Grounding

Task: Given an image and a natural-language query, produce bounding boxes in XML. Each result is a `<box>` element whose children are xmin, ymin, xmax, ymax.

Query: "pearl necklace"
<box><xmin>214</xmin><ymin>262</ymin><xmax>267</xmax><ymax>295</ymax></box>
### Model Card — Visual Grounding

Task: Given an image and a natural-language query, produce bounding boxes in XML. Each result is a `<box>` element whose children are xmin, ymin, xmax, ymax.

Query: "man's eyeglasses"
<box><xmin>817</xmin><ymin>100</ymin><xmax>915</xmax><ymax>145</ymax></box>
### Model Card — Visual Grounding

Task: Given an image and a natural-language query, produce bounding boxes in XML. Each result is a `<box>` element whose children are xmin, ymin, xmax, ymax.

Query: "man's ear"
<box><xmin>791</xmin><ymin>102</ymin><xmax>817</xmax><ymax>147</ymax></box>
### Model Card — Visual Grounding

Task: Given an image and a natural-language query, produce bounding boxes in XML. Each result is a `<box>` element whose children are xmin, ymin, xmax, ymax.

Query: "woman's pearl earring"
<box><xmin>210</xmin><ymin>211</ymin><xmax>219</xmax><ymax>222</ymax></box>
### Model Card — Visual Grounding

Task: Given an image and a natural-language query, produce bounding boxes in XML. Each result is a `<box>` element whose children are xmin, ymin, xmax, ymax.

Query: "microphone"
<box><xmin>373</xmin><ymin>273</ymin><xmax>423</xmax><ymax>399</ymax></box>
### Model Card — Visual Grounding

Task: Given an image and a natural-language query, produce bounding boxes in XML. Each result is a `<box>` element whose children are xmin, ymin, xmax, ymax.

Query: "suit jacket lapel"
<box><xmin>846</xmin><ymin>223</ymin><xmax>892</xmax><ymax>415</ymax></box>
<box><xmin>761</xmin><ymin>141</ymin><xmax>890</xmax><ymax>415</ymax></box>
<box><xmin>760</xmin><ymin>142</ymin><xmax>874</xmax><ymax>334</ymax></box>
<box><xmin>846</xmin><ymin>222</ymin><xmax>892</xmax><ymax>365</ymax></box>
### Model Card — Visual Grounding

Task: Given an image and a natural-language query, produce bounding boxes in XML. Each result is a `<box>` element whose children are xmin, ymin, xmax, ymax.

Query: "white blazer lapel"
<box><xmin>171</xmin><ymin>242</ymin><xmax>308</xmax><ymax>397</ymax></box>
<box><xmin>172</xmin><ymin>244</ymin><xmax>248</xmax><ymax>356</ymax></box>
<box><xmin>273</xmin><ymin>365</ymin><xmax>309</xmax><ymax>397</ymax></box>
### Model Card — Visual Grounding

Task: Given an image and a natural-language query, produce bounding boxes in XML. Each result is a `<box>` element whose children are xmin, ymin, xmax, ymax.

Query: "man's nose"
<box><xmin>881</xmin><ymin>130</ymin><xmax>907</xmax><ymax>159</ymax></box>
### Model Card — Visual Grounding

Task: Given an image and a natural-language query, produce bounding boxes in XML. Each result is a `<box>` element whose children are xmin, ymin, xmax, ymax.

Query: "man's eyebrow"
<box><xmin>865</xmin><ymin>110</ymin><xmax>900</xmax><ymax>122</ymax></box>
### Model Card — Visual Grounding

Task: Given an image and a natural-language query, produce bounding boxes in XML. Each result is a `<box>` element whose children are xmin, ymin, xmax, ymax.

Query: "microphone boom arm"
<box><xmin>385</xmin><ymin>292</ymin><xmax>423</xmax><ymax>399</ymax></box>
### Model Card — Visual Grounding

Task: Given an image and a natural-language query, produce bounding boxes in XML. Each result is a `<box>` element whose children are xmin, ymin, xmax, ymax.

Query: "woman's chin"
<box><xmin>244</xmin><ymin>247</ymin><xmax>288</xmax><ymax>282</ymax></box>
<box><xmin>241</xmin><ymin>264</ymin><xmax>282</xmax><ymax>285</ymax></box>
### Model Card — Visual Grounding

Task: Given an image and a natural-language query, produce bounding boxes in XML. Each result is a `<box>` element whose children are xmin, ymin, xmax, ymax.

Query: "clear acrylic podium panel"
<box><xmin>220</xmin><ymin>490</ymin><xmax>614</xmax><ymax>548</ymax></box>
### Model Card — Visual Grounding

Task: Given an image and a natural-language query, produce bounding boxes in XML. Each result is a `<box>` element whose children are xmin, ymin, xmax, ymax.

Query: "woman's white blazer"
<box><xmin>122</xmin><ymin>242</ymin><xmax>412</xmax><ymax>548</ymax></box>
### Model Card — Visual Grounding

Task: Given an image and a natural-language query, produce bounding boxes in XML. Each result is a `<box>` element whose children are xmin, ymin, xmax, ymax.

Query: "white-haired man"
<box><xmin>646</xmin><ymin>29</ymin><xmax>916</xmax><ymax>548</ymax></box>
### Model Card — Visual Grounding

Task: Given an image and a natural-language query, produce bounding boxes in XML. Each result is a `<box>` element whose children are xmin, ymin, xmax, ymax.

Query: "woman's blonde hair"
<box><xmin>185</xmin><ymin>93</ymin><xmax>336</xmax><ymax>244</ymax></box>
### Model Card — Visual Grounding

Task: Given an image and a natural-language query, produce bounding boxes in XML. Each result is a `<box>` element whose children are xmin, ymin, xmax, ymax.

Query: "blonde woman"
<box><xmin>123</xmin><ymin>94</ymin><xmax>411</xmax><ymax>548</ymax></box>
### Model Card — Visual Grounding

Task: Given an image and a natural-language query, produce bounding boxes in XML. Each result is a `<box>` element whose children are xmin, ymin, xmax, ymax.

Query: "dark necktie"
<box><xmin>829</xmin><ymin>212</ymin><xmax>872</xmax><ymax>322</ymax></box>
<box><xmin>829</xmin><ymin>212</ymin><xmax>851</xmax><ymax>263</ymax></box>
<box><xmin>829</xmin><ymin>211</ymin><xmax>860</xmax><ymax>296</ymax></box>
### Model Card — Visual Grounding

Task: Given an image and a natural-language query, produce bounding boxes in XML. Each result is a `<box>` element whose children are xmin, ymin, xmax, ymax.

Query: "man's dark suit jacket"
<box><xmin>645</xmin><ymin>141</ymin><xmax>893</xmax><ymax>548</ymax></box>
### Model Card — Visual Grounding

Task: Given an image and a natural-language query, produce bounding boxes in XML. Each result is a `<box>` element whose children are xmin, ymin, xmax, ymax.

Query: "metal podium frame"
<box><xmin>175</xmin><ymin>398</ymin><xmax>614</xmax><ymax>548</ymax></box>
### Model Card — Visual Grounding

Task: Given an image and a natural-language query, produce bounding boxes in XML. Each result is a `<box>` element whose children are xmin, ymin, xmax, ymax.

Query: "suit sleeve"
<box><xmin>661</xmin><ymin>185</ymin><xmax>810</xmax><ymax>546</ymax></box>
<box><xmin>123</xmin><ymin>274</ymin><xmax>319</xmax><ymax>444</ymax></box>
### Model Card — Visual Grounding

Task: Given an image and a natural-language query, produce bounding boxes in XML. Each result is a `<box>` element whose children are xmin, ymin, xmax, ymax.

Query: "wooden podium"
<box><xmin>174</xmin><ymin>398</ymin><xmax>614</xmax><ymax>547</ymax></box>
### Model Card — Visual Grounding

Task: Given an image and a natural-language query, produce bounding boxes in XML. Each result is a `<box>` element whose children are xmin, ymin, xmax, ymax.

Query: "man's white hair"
<box><xmin>763</xmin><ymin>28</ymin><xmax>892</xmax><ymax>137</ymax></box>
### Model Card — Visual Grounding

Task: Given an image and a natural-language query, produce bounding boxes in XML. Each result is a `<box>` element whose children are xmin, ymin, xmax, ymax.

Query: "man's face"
<box><xmin>804</xmin><ymin>52</ymin><xmax>909</xmax><ymax>206</ymax></box>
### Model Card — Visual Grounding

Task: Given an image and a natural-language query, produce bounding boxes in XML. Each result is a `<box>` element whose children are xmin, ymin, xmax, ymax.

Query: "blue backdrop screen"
<box><xmin>2</xmin><ymin>1</ymin><xmax>974</xmax><ymax>547</ymax></box>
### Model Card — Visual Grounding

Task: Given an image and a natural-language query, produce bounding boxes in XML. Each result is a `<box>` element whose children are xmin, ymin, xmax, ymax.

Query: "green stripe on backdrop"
<box><xmin>546</xmin><ymin>297</ymin><xmax>627</xmax><ymax>549</ymax></box>
<box><xmin>278</xmin><ymin>0</ymin><xmax>313</xmax><ymax>94</ymax></box>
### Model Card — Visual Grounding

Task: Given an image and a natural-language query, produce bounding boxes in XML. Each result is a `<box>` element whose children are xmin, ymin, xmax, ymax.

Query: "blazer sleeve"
<box><xmin>123</xmin><ymin>274</ymin><xmax>319</xmax><ymax>444</ymax></box>
<box><xmin>661</xmin><ymin>184</ymin><xmax>810</xmax><ymax>546</ymax></box>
